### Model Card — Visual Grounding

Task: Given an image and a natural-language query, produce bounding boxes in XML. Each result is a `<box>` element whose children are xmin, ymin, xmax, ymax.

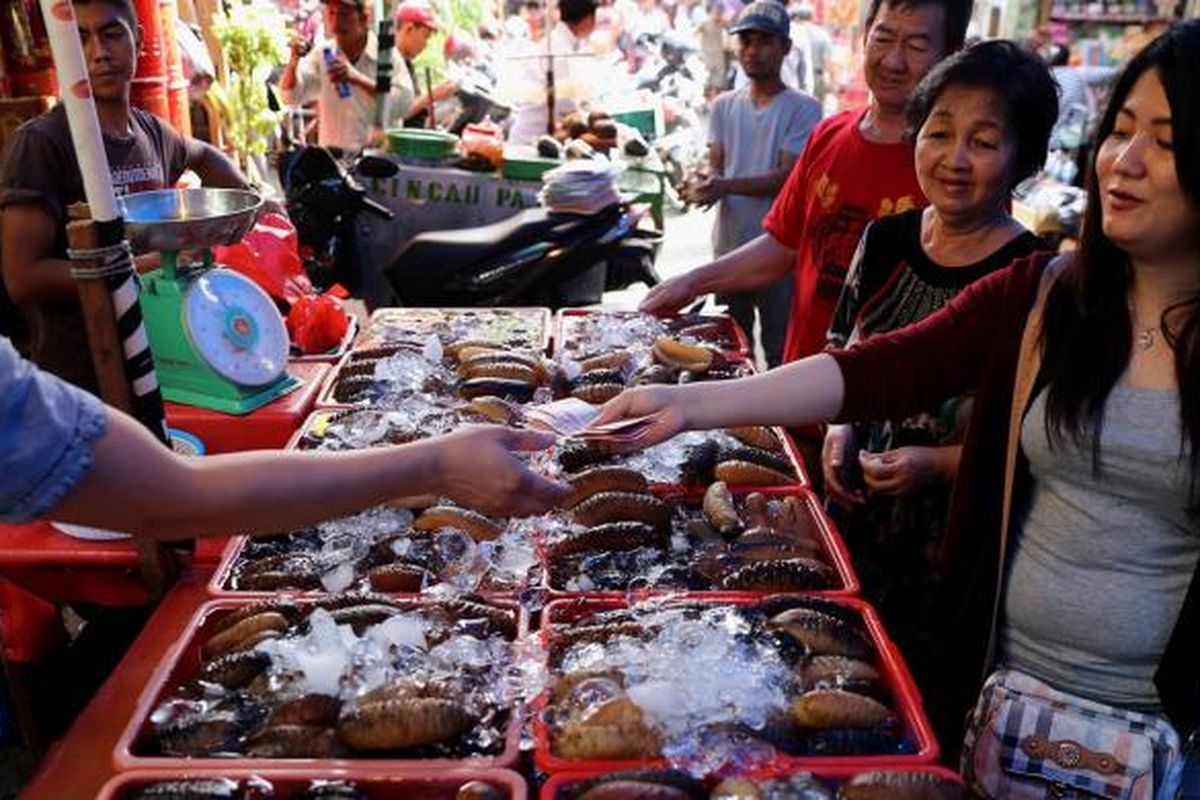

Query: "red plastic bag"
<box><xmin>287</xmin><ymin>293</ymin><xmax>350</xmax><ymax>355</ymax></box>
<box><xmin>213</xmin><ymin>212</ymin><xmax>313</xmax><ymax>306</ymax></box>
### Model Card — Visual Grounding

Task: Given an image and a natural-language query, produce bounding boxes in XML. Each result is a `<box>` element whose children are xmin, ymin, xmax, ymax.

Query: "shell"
<box><xmin>268</xmin><ymin>694</ymin><xmax>343</xmax><ymax>727</ymax></box>
<box><xmin>195</xmin><ymin>649</ymin><xmax>270</xmax><ymax>691</ymax></box>
<box><xmin>244</xmin><ymin>724</ymin><xmax>343</xmax><ymax>758</ymax></box>
<box><xmin>770</xmin><ymin>608</ymin><xmax>873</xmax><ymax>659</ymax></box>
<box><xmin>709</xmin><ymin>778</ymin><xmax>764</xmax><ymax>800</ymax></box>
<box><xmin>572</xmin><ymin>382</ymin><xmax>626</xmax><ymax>404</ymax></box>
<box><xmin>701</xmin><ymin>480</ymin><xmax>740</xmax><ymax>533</ymax></box>
<box><xmin>457</xmin><ymin>350</ymin><xmax>541</xmax><ymax>375</ymax></box>
<box><xmin>414</xmin><ymin>506</ymin><xmax>503</xmax><ymax>542</ymax></box>
<box><xmin>559</xmin><ymin>440</ymin><xmax>613</xmax><ymax>473</ymax></box>
<box><xmin>578</xmin><ymin>782</ymin><xmax>694</xmax><ymax>800</ymax></box>
<box><xmin>332</xmin><ymin>374</ymin><xmax>375</xmax><ymax>404</ymax></box>
<box><xmin>202</xmin><ymin>612</ymin><xmax>290</xmax><ymax>661</ymax></box>
<box><xmin>457</xmin><ymin>377</ymin><xmax>536</xmax><ymax>402</ymax></box>
<box><xmin>554</xmin><ymin>696</ymin><xmax>662</xmax><ymax>760</ymax></box>
<box><xmin>839</xmin><ymin>771</ymin><xmax>966</xmax><ymax>800</ymax></box>
<box><xmin>128</xmin><ymin>780</ymin><xmax>239</xmax><ymax>799</ymax></box>
<box><xmin>715</xmin><ymin>460</ymin><xmax>796</xmax><ymax>487</ymax></box>
<box><xmin>368</xmin><ymin>562</ymin><xmax>426</xmax><ymax>592</ymax></box>
<box><xmin>463</xmin><ymin>395</ymin><xmax>523</xmax><ymax>425</ymax></box>
<box><xmin>572</xmin><ymin>491</ymin><xmax>671</xmax><ymax>533</ymax></box>
<box><xmin>798</xmin><ymin>655</ymin><xmax>882</xmax><ymax>694</ymax></box>
<box><xmin>338</xmin><ymin>694</ymin><xmax>474</xmax><ymax>751</ymax></box>
<box><xmin>720</xmin><ymin>445</ymin><xmax>795</xmax><ymax>476</ymax></box>
<box><xmin>455</xmin><ymin>781</ymin><xmax>506</xmax><ymax>800</ymax></box>
<box><xmin>580</xmin><ymin>351</ymin><xmax>635</xmax><ymax>373</ymax></box>
<box><xmin>549</xmin><ymin>521</ymin><xmax>665</xmax><ymax>559</ymax></box>
<box><xmin>730</xmin><ymin>527</ymin><xmax>822</xmax><ymax>562</ymax></box>
<box><xmin>328</xmin><ymin>603</ymin><xmax>403</xmax><ymax>634</ymax></box>
<box><xmin>563</xmin><ymin>466</ymin><xmax>650</xmax><ymax>509</ymax></box>
<box><xmin>651</xmin><ymin>336</ymin><xmax>714</xmax><ymax>371</ymax></box>
<box><xmin>790</xmin><ymin>688</ymin><xmax>895</xmax><ymax>729</ymax></box>
<box><xmin>461</xmin><ymin>361</ymin><xmax>538</xmax><ymax>384</ymax></box>
<box><xmin>156</xmin><ymin>711</ymin><xmax>242</xmax><ymax>757</ymax></box>
<box><xmin>727</xmin><ymin>426</ymin><xmax>783</xmax><ymax>452</ymax></box>
<box><xmin>720</xmin><ymin>558</ymin><xmax>832</xmax><ymax>592</ymax></box>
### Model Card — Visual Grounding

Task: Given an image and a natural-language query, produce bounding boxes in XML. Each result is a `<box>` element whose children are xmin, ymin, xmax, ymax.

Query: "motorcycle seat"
<box><xmin>393</xmin><ymin>207</ymin><xmax>581</xmax><ymax>268</ymax></box>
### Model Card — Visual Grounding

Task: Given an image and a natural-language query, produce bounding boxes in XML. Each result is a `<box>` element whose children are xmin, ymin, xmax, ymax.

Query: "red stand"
<box><xmin>16</xmin><ymin>579</ymin><xmax>210</xmax><ymax>800</ymax></box>
<box><xmin>164</xmin><ymin>361</ymin><xmax>330</xmax><ymax>454</ymax></box>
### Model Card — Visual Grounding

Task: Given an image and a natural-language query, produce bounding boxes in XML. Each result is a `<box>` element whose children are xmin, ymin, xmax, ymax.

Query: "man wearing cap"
<box><xmin>692</xmin><ymin>1</ymin><xmax>821</xmax><ymax>368</ymax></box>
<box><xmin>393</xmin><ymin>1</ymin><xmax>456</xmax><ymax>128</ymax></box>
<box><xmin>279</xmin><ymin>0</ymin><xmax>408</xmax><ymax>150</ymax></box>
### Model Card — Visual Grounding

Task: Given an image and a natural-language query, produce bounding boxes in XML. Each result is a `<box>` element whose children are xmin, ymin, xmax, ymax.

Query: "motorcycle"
<box><xmin>283</xmin><ymin>146</ymin><xmax>397</xmax><ymax>306</ymax></box>
<box><xmin>284</xmin><ymin>145</ymin><xmax>661</xmax><ymax>310</ymax></box>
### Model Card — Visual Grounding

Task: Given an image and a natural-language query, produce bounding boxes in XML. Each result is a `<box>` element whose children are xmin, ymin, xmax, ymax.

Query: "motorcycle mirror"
<box><xmin>357</xmin><ymin>155</ymin><xmax>400</xmax><ymax>180</ymax></box>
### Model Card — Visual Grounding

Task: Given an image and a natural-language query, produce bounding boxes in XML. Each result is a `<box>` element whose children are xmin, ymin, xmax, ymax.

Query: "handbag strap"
<box><xmin>983</xmin><ymin>254</ymin><xmax>1067</xmax><ymax>673</ymax></box>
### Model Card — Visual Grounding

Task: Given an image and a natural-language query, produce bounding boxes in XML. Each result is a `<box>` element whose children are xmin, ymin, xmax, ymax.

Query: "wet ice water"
<box><xmin>620</xmin><ymin>429</ymin><xmax>741</xmax><ymax>484</ymax></box>
<box><xmin>556</xmin><ymin>603</ymin><xmax>794</xmax><ymax>773</ymax></box>
<box><xmin>563</xmin><ymin>313</ymin><xmax>666</xmax><ymax>358</ymax></box>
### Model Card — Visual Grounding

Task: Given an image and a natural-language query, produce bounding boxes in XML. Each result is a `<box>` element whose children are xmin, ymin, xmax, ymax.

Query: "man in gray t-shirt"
<box><xmin>692</xmin><ymin>1</ymin><xmax>821</xmax><ymax>367</ymax></box>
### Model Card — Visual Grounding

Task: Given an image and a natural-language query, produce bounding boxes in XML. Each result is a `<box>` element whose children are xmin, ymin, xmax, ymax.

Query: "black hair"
<box><xmin>905</xmin><ymin>39</ymin><xmax>1058</xmax><ymax>184</ymax></box>
<box><xmin>560</xmin><ymin>0</ymin><xmax>598</xmax><ymax>25</ymax></box>
<box><xmin>73</xmin><ymin>0</ymin><xmax>137</xmax><ymax>33</ymax></box>
<box><xmin>1039</xmin><ymin>20</ymin><xmax>1200</xmax><ymax>506</ymax></box>
<box><xmin>863</xmin><ymin>0</ymin><xmax>972</xmax><ymax>56</ymax></box>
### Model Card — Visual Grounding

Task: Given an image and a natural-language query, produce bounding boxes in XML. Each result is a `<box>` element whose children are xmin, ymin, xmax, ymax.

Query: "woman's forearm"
<box><xmin>679</xmin><ymin>353</ymin><xmax>846</xmax><ymax>430</ymax></box>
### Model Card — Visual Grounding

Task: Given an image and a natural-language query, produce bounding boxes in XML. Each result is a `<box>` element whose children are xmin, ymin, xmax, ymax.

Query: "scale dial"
<box><xmin>183</xmin><ymin>268</ymin><xmax>289</xmax><ymax>387</ymax></box>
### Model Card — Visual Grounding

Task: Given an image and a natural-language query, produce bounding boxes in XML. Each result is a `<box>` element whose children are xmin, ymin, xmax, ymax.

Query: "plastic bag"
<box><xmin>213</xmin><ymin>211</ymin><xmax>313</xmax><ymax>306</ymax></box>
<box><xmin>287</xmin><ymin>292</ymin><xmax>350</xmax><ymax>355</ymax></box>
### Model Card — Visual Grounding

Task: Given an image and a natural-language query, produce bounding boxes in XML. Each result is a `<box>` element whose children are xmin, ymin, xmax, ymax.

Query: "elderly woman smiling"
<box><xmin>818</xmin><ymin>40</ymin><xmax>1056</xmax><ymax>735</ymax></box>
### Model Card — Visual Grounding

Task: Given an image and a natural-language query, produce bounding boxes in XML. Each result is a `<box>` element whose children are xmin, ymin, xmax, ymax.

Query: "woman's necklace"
<box><xmin>1137</xmin><ymin>325</ymin><xmax>1158</xmax><ymax>350</ymax></box>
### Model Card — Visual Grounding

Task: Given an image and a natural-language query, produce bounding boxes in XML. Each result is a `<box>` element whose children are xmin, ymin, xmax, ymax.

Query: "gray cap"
<box><xmin>729</xmin><ymin>1</ymin><xmax>791</xmax><ymax>38</ymax></box>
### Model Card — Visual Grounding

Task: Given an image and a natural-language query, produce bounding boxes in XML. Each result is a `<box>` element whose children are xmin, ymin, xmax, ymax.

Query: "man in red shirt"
<box><xmin>642</xmin><ymin>0</ymin><xmax>971</xmax><ymax>364</ymax></box>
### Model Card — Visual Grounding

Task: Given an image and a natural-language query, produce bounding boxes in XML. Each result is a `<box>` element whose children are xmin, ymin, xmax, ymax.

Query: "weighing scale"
<box><xmin>121</xmin><ymin>188</ymin><xmax>301</xmax><ymax>414</ymax></box>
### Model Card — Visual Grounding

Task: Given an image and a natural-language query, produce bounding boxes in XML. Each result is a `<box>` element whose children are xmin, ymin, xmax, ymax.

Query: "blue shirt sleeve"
<box><xmin>0</xmin><ymin>337</ymin><xmax>107</xmax><ymax>523</ymax></box>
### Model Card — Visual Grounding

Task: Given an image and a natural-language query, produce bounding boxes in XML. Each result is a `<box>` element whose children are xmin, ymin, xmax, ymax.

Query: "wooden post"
<box><xmin>65</xmin><ymin>203</ymin><xmax>174</xmax><ymax>600</ymax></box>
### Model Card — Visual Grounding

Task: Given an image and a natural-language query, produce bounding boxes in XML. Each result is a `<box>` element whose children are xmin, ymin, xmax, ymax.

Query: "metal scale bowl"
<box><xmin>121</xmin><ymin>188</ymin><xmax>300</xmax><ymax>414</ymax></box>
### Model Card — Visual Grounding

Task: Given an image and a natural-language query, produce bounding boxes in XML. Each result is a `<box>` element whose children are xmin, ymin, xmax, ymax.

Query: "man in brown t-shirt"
<box><xmin>0</xmin><ymin>0</ymin><xmax>252</xmax><ymax>393</ymax></box>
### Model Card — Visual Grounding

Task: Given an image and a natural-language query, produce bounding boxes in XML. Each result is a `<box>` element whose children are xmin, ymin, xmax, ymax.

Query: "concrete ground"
<box><xmin>603</xmin><ymin>202</ymin><xmax>716</xmax><ymax>308</ymax></box>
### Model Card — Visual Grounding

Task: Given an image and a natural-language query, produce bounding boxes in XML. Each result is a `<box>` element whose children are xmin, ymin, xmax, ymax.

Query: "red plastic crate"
<box><xmin>100</xmin><ymin>767</ymin><xmax>527</xmax><ymax>799</ymax></box>
<box><xmin>113</xmin><ymin>598</ymin><xmax>525</xmax><ymax>772</ymax></box>
<box><xmin>553</xmin><ymin>308</ymin><xmax>752</xmax><ymax>360</ymax></box>
<box><xmin>540</xmin><ymin>765</ymin><xmax>964</xmax><ymax>799</ymax></box>
<box><xmin>533</xmin><ymin>595</ymin><xmax>939</xmax><ymax>775</ymax></box>
<box><xmin>543</xmin><ymin>487</ymin><xmax>855</xmax><ymax>598</ymax></box>
<box><xmin>356</xmin><ymin>307</ymin><xmax>553</xmax><ymax>355</ymax></box>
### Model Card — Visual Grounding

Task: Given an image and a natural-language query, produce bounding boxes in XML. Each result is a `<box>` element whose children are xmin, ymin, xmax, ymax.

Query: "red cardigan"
<box><xmin>830</xmin><ymin>251</ymin><xmax>1198</xmax><ymax>741</ymax></box>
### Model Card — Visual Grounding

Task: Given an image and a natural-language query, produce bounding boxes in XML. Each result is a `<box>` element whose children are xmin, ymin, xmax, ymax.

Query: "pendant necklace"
<box><xmin>1137</xmin><ymin>326</ymin><xmax>1157</xmax><ymax>350</ymax></box>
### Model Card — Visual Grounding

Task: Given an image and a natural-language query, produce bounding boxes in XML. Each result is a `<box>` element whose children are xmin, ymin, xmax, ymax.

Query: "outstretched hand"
<box><xmin>434</xmin><ymin>426</ymin><xmax>569</xmax><ymax>516</ymax></box>
<box><xmin>639</xmin><ymin>272</ymin><xmax>701</xmax><ymax>316</ymax></box>
<box><xmin>587</xmin><ymin>385</ymin><xmax>687</xmax><ymax>452</ymax></box>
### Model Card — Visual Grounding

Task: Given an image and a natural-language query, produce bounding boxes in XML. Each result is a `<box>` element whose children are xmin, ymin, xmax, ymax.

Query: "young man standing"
<box><xmin>693</xmin><ymin>1</ymin><xmax>821</xmax><ymax>367</ymax></box>
<box><xmin>0</xmin><ymin>0</ymin><xmax>253</xmax><ymax>395</ymax></box>
<box><xmin>279</xmin><ymin>0</ymin><xmax>409</xmax><ymax>148</ymax></box>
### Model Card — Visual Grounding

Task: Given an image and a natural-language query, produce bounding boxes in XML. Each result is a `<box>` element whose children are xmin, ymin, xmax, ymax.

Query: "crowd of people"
<box><xmin>1</xmin><ymin>0</ymin><xmax>1199</xmax><ymax>795</ymax></box>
